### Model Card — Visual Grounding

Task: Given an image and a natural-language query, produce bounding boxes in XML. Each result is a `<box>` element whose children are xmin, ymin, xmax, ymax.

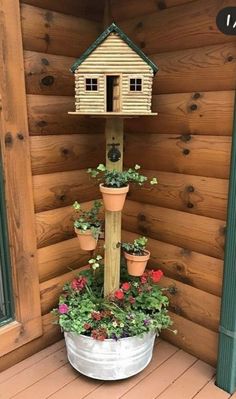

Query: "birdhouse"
<box><xmin>69</xmin><ymin>23</ymin><xmax>158</xmax><ymax>116</ymax></box>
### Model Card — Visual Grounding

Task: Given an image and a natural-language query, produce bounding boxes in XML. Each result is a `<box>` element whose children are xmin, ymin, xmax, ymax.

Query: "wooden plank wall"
<box><xmin>111</xmin><ymin>0</ymin><xmax>236</xmax><ymax>366</ymax></box>
<box><xmin>0</xmin><ymin>0</ymin><xmax>104</xmax><ymax>371</ymax></box>
<box><xmin>2</xmin><ymin>0</ymin><xmax>236</xmax><ymax>371</ymax></box>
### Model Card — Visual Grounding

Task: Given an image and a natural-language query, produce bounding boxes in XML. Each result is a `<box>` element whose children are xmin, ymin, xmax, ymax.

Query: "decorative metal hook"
<box><xmin>107</xmin><ymin>143</ymin><xmax>121</xmax><ymax>162</ymax></box>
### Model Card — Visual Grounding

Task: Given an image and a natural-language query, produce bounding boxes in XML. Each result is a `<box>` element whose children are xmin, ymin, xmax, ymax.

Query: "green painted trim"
<box><xmin>0</xmin><ymin>156</ymin><xmax>14</xmax><ymax>326</ymax></box>
<box><xmin>216</xmin><ymin>91</ymin><xmax>236</xmax><ymax>394</ymax></box>
<box><xmin>70</xmin><ymin>22</ymin><xmax>158</xmax><ymax>74</ymax></box>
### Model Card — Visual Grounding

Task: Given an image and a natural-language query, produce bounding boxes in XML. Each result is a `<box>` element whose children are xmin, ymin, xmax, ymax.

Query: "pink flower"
<box><xmin>114</xmin><ymin>289</ymin><xmax>124</xmax><ymax>300</ymax></box>
<box><xmin>58</xmin><ymin>304</ymin><xmax>69</xmax><ymax>314</ymax></box>
<box><xmin>121</xmin><ymin>282</ymin><xmax>131</xmax><ymax>291</ymax></box>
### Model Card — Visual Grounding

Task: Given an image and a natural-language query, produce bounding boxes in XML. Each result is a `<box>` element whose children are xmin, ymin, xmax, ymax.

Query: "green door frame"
<box><xmin>216</xmin><ymin>92</ymin><xmax>236</xmax><ymax>394</ymax></box>
<box><xmin>0</xmin><ymin>155</ymin><xmax>14</xmax><ymax>326</ymax></box>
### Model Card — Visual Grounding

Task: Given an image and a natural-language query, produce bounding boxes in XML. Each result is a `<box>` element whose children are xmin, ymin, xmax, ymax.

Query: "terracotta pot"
<box><xmin>124</xmin><ymin>250</ymin><xmax>150</xmax><ymax>276</ymax></box>
<box><xmin>99</xmin><ymin>184</ymin><xmax>129</xmax><ymax>212</ymax></box>
<box><xmin>74</xmin><ymin>228</ymin><xmax>98</xmax><ymax>251</ymax></box>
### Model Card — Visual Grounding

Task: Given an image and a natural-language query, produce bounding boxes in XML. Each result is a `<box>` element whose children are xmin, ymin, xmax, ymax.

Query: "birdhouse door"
<box><xmin>106</xmin><ymin>75</ymin><xmax>121</xmax><ymax>112</ymax></box>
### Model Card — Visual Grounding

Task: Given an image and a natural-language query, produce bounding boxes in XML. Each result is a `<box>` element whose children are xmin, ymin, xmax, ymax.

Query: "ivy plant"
<box><xmin>87</xmin><ymin>164</ymin><xmax>158</xmax><ymax>189</ymax></box>
<box><xmin>121</xmin><ymin>236</ymin><xmax>148</xmax><ymax>256</ymax></box>
<box><xmin>73</xmin><ymin>200</ymin><xmax>102</xmax><ymax>239</ymax></box>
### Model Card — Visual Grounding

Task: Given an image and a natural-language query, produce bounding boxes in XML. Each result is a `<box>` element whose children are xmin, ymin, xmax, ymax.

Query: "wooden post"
<box><xmin>104</xmin><ymin>118</ymin><xmax>124</xmax><ymax>296</ymax></box>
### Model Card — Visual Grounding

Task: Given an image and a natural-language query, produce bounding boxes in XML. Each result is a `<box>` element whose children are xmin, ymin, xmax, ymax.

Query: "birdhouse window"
<box><xmin>85</xmin><ymin>78</ymin><xmax>98</xmax><ymax>91</ymax></box>
<box><xmin>130</xmin><ymin>78</ymin><xmax>142</xmax><ymax>92</ymax></box>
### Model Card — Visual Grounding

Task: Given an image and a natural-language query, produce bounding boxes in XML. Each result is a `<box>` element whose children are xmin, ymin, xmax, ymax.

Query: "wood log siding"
<box><xmin>110</xmin><ymin>0</ymin><xmax>236</xmax><ymax>364</ymax></box>
<box><xmin>35</xmin><ymin>199</ymin><xmax>225</xmax><ymax>259</ymax></box>
<box><xmin>126</xmin><ymin>91</ymin><xmax>235</xmax><ymax>136</ymax></box>
<box><xmin>27</xmin><ymin>95</ymin><xmax>105</xmax><ymax>135</ymax></box>
<box><xmin>124</xmin><ymin>134</ymin><xmax>231</xmax><ymax>179</ymax></box>
<box><xmin>162</xmin><ymin>312</ymin><xmax>218</xmax><ymax>366</ymax></box>
<box><xmin>24</xmin><ymin>44</ymin><xmax>236</xmax><ymax>97</ymax></box>
<box><xmin>20</xmin><ymin>0</ymin><xmax>105</xmax><ymax>21</ymax></box>
<box><xmin>9</xmin><ymin>0</ymin><xmax>234</xmax><ymax>368</ymax></box>
<box><xmin>110</xmin><ymin>0</ymin><xmax>197</xmax><ymax>21</ymax></box>
<box><xmin>118</xmin><ymin>0</ymin><xmax>236</xmax><ymax>55</ymax></box>
<box><xmin>33</xmin><ymin>170</ymin><xmax>100</xmax><ymax>213</ymax></box>
<box><xmin>38</xmin><ymin>238</ymin><xmax>90</xmax><ymax>283</ymax></box>
<box><xmin>127</xmin><ymin>170</ymin><xmax>228</xmax><ymax>221</ymax></box>
<box><xmin>122</xmin><ymin>231</ymin><xmax>223</xmax><ymax>297</ymax></box>
<box><xmin>21</xmin><ymin>4</ymin><xmax>102</xmax><ymax>57</ymax></box>
<box><xmin>32</xmin><ymin>167</ymin><xmax>228</xmax><ymax>220</ymax></box>
<box><xmin>122</xmin><ymin>200</ymin><xmax>225</xmax><ymax>260</ymax></box>
<box><xmin>26</xmin><ymin>92</ymin><xmax>234</xmax><ymax>135</ymax></box>
<box><xmin>152</xmin><ymin>43</ymin><xmax>236</xmax><ymax>95</ymax></box>
<box><xmin>35</xmin><ymin>201</ymin><xmax>96</xmax><ymax>248</ymax></box>
<box><xmin>30</xmin><ymin>134</ymin><xmax>105</xmax><ymax>175</ymax></box>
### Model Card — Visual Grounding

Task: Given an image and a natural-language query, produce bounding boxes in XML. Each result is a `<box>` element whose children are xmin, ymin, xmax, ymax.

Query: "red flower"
<box><xmin>83</xmin><ymin>323</ymin><xmax>91</xmax><ymax>330</ymax></box>
<box><xmin>71</xmin><ymin>276</ymin><xmax>87</xmax><ymax>291</ymax></box>
<box><xmin>91</xmin><ymin>311</ymin><xmax>102</xmax><ymax>321</ymax></box>
<box><xmin>129</xmin><ymin>296</ymin><xmax>136</xmax><ymax>304</ymax></box>
<box><xmin>91</xmin><ymin>328</ymin><xmax>107</xmax><ymax>341</ymax></box>
<box><xmin>121</xmin><ymin>282</ymin><xmax>131</xmax><ymax>291</ymax></box>
<box><xmin>150</xmin><ymin>269</ymin><xmax>163</xmax><ymax>283</ymax></box>
<box><xmin>114</xmin><ymin>289</ymin><xmax>124</xmax><ymax>300</ymax></box>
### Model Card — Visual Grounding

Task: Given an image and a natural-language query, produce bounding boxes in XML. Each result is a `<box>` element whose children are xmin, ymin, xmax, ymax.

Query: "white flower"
<box><xmin>134</xmin><ymin>164</ymin><xmax>141</xmax><ymax>170</ymax></box>
<box><xmin>97</xmin><ymin>163</ymin><xmax>106</xmax><ymax>172</ymax></box>
<box><xmin>112</xmin><ymin>321</ymin><xmax>118</xmax><ymax>327</ymax></box>
<box><xmin>150</xmin><ymin>177</ymin><xmax>158</xmax><ymax>185</ymax></box>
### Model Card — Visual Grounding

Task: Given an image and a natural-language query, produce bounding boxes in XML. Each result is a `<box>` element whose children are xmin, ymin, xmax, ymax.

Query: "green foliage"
<box><xmin>73</xmin><ymin>200</ymin><xmax>102</xmax><ymax>239</ymax></box>
<box><xmin>121</xmin><ymin>236</ymin><xmax>148</xmax><ymax>256</ymax></box>
<box><xmin>87</xmin><ymin>164</ymin><xmax>158</xmax><ymax>189</ymax></box>
<box><xmin>52</xmin><ymin>261</ymin><xmax>173</xmax><ymax>341</ymax></box>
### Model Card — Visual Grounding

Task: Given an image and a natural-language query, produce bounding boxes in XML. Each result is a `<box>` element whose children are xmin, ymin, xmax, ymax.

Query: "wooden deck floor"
<box><xmin>0</xmin><ymin>339</ymin><xmax>234</xmax><ymax>399</ymax></box>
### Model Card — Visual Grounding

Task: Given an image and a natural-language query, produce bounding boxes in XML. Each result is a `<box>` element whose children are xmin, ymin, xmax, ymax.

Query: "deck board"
<box><xmin>194</xmin><ymin>378</ymin><xmax>231</xmax><ymax>399</ymax></box>
<box><xmin>156</xmin><ymin>360</ymin><xmax>215</xmax><ymax>399</ymax></box>
<box><xmin>0</xmin><ymin>341</ymin><xmax>64</xmax><ymax>385</ymax></box>
<box><xmin>0</xmin><ymin>339</ymin><xmax>233</xmax><ymax>399</ymax></box>
<box><xmin>120</xmin><ymin>350</ymin><xmax>197</xmax><ymax>399</ymax></box>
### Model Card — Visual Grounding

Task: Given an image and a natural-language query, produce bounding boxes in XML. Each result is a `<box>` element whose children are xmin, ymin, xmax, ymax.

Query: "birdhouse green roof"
<box><xmin>70</xmin><ymin>22</ymin><xmax>158</xmax><ymax>74</ymax></box>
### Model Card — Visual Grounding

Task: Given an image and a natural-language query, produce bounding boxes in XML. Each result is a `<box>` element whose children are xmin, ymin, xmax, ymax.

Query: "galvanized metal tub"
<box><xmin>64</xmin><ymin>331</ymin><xmax>156</xmax><ymax>380</ymax></box>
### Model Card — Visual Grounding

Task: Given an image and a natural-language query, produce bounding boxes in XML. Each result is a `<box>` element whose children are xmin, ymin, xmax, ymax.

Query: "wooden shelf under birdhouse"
<box><xmin>68</xmin><ymin>111</ymin><xmax>158</xmax><ymax>118</ymax></box>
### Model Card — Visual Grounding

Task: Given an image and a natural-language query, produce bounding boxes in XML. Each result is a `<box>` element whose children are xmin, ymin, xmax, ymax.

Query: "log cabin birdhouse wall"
<box><xmin>69</xmin><ymin>23</ymin><xmax>158</xmax><ymax>116</ymax></box>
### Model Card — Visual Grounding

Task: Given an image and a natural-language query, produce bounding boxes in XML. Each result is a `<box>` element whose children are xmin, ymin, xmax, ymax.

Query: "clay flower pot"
<box><xmin>99</xmin><ymin>184</ymin><xmax>129</xmax><ymax>212</ymax></box>
<box><xmin>124</xmin><ymin>250</ymin><xmax>151</xmax><ymax>276</ymax></box>
<box><xmin>74</xmin><ymin>228</ymin><xmax>98</xmax><ymax>251</ymax></box>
